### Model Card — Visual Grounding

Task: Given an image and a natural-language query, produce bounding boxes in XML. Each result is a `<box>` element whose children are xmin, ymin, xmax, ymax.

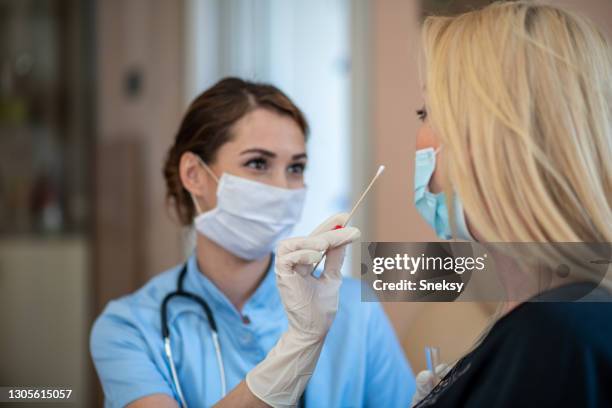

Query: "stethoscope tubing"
<box><xmin>161</xmin><ymin>264</ymin><xmax>227</xmax><ymax>407</ymax></box>
<box><xmin>160</xmin><ymin>261</ymin><xmax>304</xmax><ymax>407</ymax></box>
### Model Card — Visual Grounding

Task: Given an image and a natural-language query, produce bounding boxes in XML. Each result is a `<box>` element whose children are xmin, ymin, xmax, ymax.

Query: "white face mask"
<box><xmin>191</xmin><ymin>158</ymin><xmax>307</xmax><ymax>260</ymax></box>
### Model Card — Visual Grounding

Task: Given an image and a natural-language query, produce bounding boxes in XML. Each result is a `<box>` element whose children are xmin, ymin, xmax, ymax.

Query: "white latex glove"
<box><xmin>246</xmin><ymin>213</ymin><xmax>360</xmax><ymax>408</ymax></box>
<box><xmin>410</xmin><ymin>364</ymin><xmax>449</xmax><ymax>407</ymax></box>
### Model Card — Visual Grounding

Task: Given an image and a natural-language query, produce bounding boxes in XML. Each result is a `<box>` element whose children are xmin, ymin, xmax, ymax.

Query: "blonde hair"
<box><xmin>422</xmin><ymin>1</ymin><xmax>612</xmax><ymax>246</ymax></box>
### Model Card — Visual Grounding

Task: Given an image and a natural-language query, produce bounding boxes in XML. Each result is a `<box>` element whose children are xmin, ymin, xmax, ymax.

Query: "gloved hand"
<box><xmin>410</xmin><ymin>364</ymin><xmax>450</xmax><ymax>407</ymax></box>
<box><xmin>246</xmin><ymin>213</ymin><xmax>360</xmax><ymax>408</ymax></box>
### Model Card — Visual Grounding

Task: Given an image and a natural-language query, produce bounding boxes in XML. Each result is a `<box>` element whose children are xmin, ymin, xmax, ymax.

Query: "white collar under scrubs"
<box><xmin>90</xmin><ymin>254</ymin><xmax>416</xmax><ymax>408</ymax></box>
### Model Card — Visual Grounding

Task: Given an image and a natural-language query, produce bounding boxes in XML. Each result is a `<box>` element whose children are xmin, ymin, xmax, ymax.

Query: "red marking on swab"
<box><xmin>333</xmin><ymin>224</ymin><xmax>344</xmax><ymax>230</ymax></box>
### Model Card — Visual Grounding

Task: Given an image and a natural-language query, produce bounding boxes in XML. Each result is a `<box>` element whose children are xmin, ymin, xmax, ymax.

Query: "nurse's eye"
<box><xmin>288</xmin><ymin>162</ymin><xmax>306</xmax><ymax>175</ymax></box>
<box><xmin>244</xmin><ymin>157</ymin><xmax>268</xmax><ymax>171</ymax></box>
<box><xmin>416</xmin><ymin>106</ymin><xmax>428</xmax><ymax>122</ymax></box>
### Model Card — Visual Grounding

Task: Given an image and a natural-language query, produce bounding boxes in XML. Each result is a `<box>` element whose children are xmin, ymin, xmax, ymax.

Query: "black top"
<box><xmin>416</xmin><ymin>283</ymin><xmax>612</xmax><ymax>408</ymax></box>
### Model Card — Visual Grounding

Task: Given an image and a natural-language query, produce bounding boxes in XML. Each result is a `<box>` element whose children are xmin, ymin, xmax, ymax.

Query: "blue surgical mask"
<box><xmin>414</xmin><ymin>147</ymin><xmax>473</xmax><ymax>240</ymax></box>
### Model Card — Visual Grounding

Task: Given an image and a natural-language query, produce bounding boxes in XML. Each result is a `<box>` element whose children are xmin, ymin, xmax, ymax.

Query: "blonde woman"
<box><xmin>210</xmin><ymin>1</ymin><xmax>612</xmax><ymax>407</ymax></box>
<box><xmin>409</xmin><ymin>2</ymin><xmax>612</xmax><ymax>406</ymax></box>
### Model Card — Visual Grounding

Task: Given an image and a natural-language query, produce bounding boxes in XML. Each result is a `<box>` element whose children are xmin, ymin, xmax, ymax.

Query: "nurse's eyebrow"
<box><xmin>292</xmin><ymin>153</ymin><xmax>307</xmax><ymax>160</ymax></box>
<box><xmin>240</xmin><ymin>148</ymin><xmax>276</xmax><ymax>157</ymax></box>
<box><xmin>240</xmin><ymin>148</ymin><xmax>307</xmax><ymax>160</ymax></box>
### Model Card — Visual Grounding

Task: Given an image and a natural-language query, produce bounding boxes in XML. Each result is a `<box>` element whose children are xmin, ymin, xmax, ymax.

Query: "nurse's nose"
<box><xmin>269</xmin><ymin>166</ymin><xmax>293</xmax><ymax>189</ymax></box>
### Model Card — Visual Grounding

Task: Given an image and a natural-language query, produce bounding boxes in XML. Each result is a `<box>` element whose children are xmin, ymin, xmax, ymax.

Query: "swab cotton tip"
<box><xmin>345</xmin><ymin>164</ymin><xmax>385</xmax><ymax>224</ymax></box>
<box><xmin>311</xmin><ymin>163</ymin><xmax>385</xmax><ymax>274</ymax></box>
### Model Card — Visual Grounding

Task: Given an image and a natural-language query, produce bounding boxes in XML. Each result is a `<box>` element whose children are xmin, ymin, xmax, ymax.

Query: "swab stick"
<box><xmin>311</xmin><ymin>165</ymin><xmax>385</xmax><ymax>273</ymax></box>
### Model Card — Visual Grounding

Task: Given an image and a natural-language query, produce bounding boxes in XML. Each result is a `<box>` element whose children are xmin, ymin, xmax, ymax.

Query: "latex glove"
<box><xmin>246</xmin><ymin>213</ymin><xmax>360</xmax><ymax>408</ymax></box>
<box><xmin>410</xmin><ymin>364</ymin><xmax>449</xmax><ymax>407</ymax></box>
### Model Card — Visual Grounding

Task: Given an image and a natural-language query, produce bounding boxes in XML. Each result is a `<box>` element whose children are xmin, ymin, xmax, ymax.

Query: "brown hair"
<box><xmin>163</xmin><ymin>77</ymin><xmax>309</xmax><ymax>225</ymax></box>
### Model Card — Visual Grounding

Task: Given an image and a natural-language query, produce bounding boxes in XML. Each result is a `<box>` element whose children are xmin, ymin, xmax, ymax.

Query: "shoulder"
<box><xmin>89</xmin><ymin>267</ymin><xmax>183</xmax><ymax>407</ymax></box>
<box><xmin>509</xmin><ymin>299</ymin><xmax>612</xmax><ymax>346</ymax></box>
<box><xmin>504</xmin><ymin>286</ymin><xmax>612</xmax><ymax>333</ymax></box>
<box><xmin>90</xmin><ymin>263</ymin><xmax>183</xmax><ymax>351</ymax></box>
<box><xmin>483</xmin><ymin>297</ymin><xmax>612</xmax><ymax>366</ymax></box>
<box><xmin>104</xmin><ymin>263</ymin><xmax>182</xmax><ymax>313</ymax></box>
<box><xmin>445</xmin><ymin>297</ymin><xmax>612</xmax><ymax>406</ymax></box>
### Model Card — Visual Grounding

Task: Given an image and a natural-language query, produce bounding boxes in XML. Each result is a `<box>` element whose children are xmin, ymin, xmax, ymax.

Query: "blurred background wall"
<box><xmin>0</xmin><ymin>0</ymin><xmax>94</xmax><ymax>406</ymax></box>
<box><xmin>0</xmin><ymin>0</ymin><xmax>609</xmax><ymax>406</ymax></box>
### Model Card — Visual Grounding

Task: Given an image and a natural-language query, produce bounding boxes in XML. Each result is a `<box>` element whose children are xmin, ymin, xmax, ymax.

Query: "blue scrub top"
<box><xmin>91</xmin><ymin>254</ymin><xmax>415</xmax><ymax>407</ymax></box>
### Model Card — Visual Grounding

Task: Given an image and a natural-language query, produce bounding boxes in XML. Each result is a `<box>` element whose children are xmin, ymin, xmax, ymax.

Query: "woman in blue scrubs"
<box><xmin>90</xmin><ymin>77</ymin><xmax>415</xmax><ymax>408</ymax></box>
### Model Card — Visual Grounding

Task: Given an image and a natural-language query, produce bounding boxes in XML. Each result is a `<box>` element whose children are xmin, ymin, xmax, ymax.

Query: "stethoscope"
<box><xmin>161</xmin><ymin>263</ymin><xmax>226</xmax><ymax>408</ymax></box>
<box><xmin>161</xmin><ymin>262</ymin><xmax>306</xmax><ymax>407</ymax></box>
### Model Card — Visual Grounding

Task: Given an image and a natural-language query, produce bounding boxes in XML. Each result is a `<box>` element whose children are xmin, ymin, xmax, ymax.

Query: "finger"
<box><xmin>415</xmin><ymin>370</ymin><xmax>434</xmax><ymax>390</ymax></box>
<box><xmin>435</xmin><ymin>363</ymin><xmax>450</xmax><ymax>377</ymax></box>
<box><xmin>309</xmin><ymin>212</ymin><xmax>350</xmax><ymax>236</ymax></box>
<box><xmin>276</xmin><ymin>249</ymin><xmax>323</xmax><ymax>274</ymax></box>
<box><xmin>277</xmin><ymin>235</ymin><xmax>335</xmax><ymax>257</ymax></box>
<box><xmin>317</xmin><ymin>228</ymin><xmax>360</xmax><ymax>279</ymax></box>
<box><xmin>316</xmin><ymin>226</ymin><xmax>361</xmax><ymax>249</ymax></box>
<box><xmin>322</xmin><ymin>245</ymin><xmax>347</xmax><ymax>281</ymax></box>
<box><xmin>277</xmin><ymin>226</ymin><xmax>360</xmax><ymax>256</ymax></box>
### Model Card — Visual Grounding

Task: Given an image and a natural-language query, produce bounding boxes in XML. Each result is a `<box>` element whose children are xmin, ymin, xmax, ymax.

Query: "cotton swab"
<box><xmin>311</xmin><ymin>165</ymin><xmax>386</xmax><ymax>274</ymax></box>
<box><xmin>343</xmin><ymin>165</ymin><xmax>385</xmax><ymax>227</ymax></box>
